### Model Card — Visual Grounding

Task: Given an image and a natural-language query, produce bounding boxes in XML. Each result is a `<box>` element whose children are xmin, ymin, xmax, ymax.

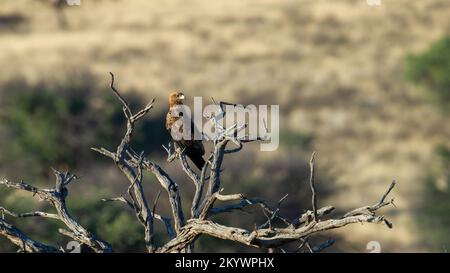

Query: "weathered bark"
<box><xmin>0</xmin><ymin>73</ymin><xmax>396</xmax><ymax>253</ymax></box>
<box><xmin>0</xmin><ymin>219</ymin><xmax>60</xmax><ymax>253</ymax></box>
<box><xmin>0</xmin><ymin>170</ymin><xmax>112</xmax><ymax>253</ymax></box>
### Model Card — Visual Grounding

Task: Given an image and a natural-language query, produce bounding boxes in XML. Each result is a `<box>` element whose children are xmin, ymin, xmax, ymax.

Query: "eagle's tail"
<box><xmin>187</xmin><ymin>151</ymin><xmax>205</xmax><ymax>170</ymax></box>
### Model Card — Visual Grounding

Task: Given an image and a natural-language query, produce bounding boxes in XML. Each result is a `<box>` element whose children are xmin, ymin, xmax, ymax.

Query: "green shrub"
<box><xmin>280</xmin><ymin>130</ymin><xmax>314</xmax><ymax>150</ymax></box>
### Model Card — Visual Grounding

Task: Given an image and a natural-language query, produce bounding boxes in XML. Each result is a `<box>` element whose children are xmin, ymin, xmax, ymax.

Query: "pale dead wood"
<box><xmin>309</xmin><ymin>152</ymin><xmax>318</xmax><ymax>222</ymax></box>
<box><xmin>0</xmin><ymin>170</ymin><xmax>112</xmax><ymax>253</ymax></box>
<box><xmin>92</xmin><ymin>73</ymin><xmax>161</xmax><ymax>253</ymax></box>
<box><xmin>0</xmin><ymin>218</ymin><xmax>60</xmax><ymax>253</ymax></box>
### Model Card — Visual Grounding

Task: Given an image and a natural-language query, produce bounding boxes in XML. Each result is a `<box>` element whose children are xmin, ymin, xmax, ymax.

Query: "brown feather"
<box><xmin>166</xmin><ymin>91</ymin><xmax>205</xmax><ymax>170</ymax></box>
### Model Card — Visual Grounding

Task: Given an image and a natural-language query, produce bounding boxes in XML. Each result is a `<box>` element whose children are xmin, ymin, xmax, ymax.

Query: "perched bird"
<box><xmin>166</xmin><ymin>91</ymin><xmax>205</xmax><ymax>170</ymax></box>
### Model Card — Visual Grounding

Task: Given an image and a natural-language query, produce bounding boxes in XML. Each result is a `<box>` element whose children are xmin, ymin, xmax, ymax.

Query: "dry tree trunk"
<box><xmin>35</xmin><ymin>0</ymin><xmax>70</xmax><ymax>29</ymax></box>
<box><xmin>0</xmin><ymin>73</ymin><xmax>396</xmax><ymax>253</ymax></box>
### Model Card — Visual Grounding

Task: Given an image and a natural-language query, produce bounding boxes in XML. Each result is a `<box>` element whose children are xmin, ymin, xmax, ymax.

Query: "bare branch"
<box><xmin>258</xmin><ymin>194</ymin><xmax>288</xmax><ymax>230</ymax></box>
<box><xmin>0</xmin><ymin>207</ymin><xmax>59</xmax><ymax>220</ymax></box>
<box><xmin>191</xmin><ymin>154</ymin><xmax>213</xmax><ymax>218</ymax></box>
<box><xmin>291</xmin><ymin>206</ymin><xmax>335</xmax><ymax>228</ymax></box>
<box><xmin>101</xmin><ymin>196</ymin><xmax>135</xmax><ymax>209</ymax></box>
<box><xmin>162</xmin><ymin>142</ymin><xmax>177</xmax><ymax>162</ymax></box>
<box><xmin>94</xmin><ymin>74</ymin><xmax>182</xmax><ymax>252</ymax></box>
<box><xmin>101</xmin><ymin>194</ymin><xmax>175</xmax><ymax>239</ymax></box>
<box><xmin>158</xmin><ymin>212</ymin><xmax>385</xmax><ymax>252</ymax></box>
<box><xmin>343</xmin><ymin>180</ymin><xmax>396</xmax><ymax>228</ymax></box>
<box><xmin>309</xmin><ymin>152</ymin><xmax>318</xmax><ymax>222</ymax></box>
<box><xmin>311</xmin><ymin>239</ymin><xmax>335</xmax><ymax>253</ymax></box>
<box><xmin>340</xmin><ymin>180</ymin><xmax>396</xmax><ymax>223</ymax></box>
<box><xmin>209</xmin><ymin>198</ymin><xmax>264</xmax><ymax>215</ymax></box>
<box><xmin>109</xmin><ymin>72</ymin><xmax>132</xmax><ymax>119</ymax></box>
<box><xmin>158</xmin><ymin>181</ymin><xmax>395</xmax><ymax>252</ymax></box>
<box><xmin>137</xmin><ymin>158</ymin><xmax>186</xmax><ymax>234</ymax></box>
<box><xmin>178</xmin><ymin>150</ymin><xmax>201</xmax><ymax>186</ymax></box>
<box><xmin>132</xmin><ymin>98</ymin><xmax>156</xmax><ymax>122</ymax></box>
<box><xmin>378</xmin><ymin>180</ymin><xmax>396</xmax><ymax>207</ymax></box>
<box><xmin>151</xmin><ymin>190</ymin><xmax>162</xmax><ymax>218</ymax></box>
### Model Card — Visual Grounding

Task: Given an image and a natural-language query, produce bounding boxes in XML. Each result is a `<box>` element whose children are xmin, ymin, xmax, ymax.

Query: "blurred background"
<box><xmin>0</xmin><ymin>0</ymin><xmax>450</xmax><ymax>253</ymax></box>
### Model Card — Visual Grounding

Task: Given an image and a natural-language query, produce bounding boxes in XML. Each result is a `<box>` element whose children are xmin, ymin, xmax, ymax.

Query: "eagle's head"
<box><xmin>169</xmin><ymin>91</ymin><xmax>185</xmax><ymax>107</ymax></box>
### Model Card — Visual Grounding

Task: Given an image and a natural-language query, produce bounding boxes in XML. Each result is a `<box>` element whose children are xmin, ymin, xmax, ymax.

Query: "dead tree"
<box><xmin>0</xmin><ymin>170</ymin><xmax>112</xmax><ymax>253</ymax></box>
<box><xmin>0</xmin><ymin>73</ymin><xmax>396</xmax><ymax>253</ymax></box>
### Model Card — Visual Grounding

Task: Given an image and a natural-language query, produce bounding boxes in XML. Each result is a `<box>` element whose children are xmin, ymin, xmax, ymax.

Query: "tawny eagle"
<box><xmin>166</xmin><ymin>91</ymin><xmax>205</xmax><ymax>170</ymax></box>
